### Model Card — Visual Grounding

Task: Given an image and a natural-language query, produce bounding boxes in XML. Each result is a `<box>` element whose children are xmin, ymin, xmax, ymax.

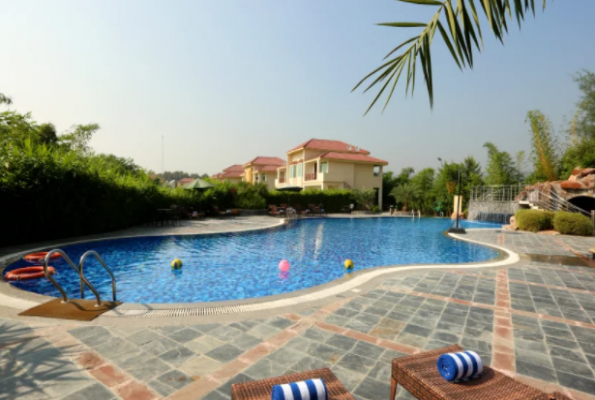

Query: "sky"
<box><xmin>1</xmin><ymin>0</ymin><xmax>594</xmax><ymax>176</ymax></box>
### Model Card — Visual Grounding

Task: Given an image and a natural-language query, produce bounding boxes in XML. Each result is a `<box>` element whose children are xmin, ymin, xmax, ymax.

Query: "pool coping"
<box><xmin>0</xmin><ymin>218</ymin><xmax>517</xmax><ymax>318</ymax></box>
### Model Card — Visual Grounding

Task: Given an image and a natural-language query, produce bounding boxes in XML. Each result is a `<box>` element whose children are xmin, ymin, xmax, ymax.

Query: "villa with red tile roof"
<box><xmin>176</xmin><ymin>177</ymin><xmax>196</xmax><ymax>187</ymax></box>
<box><xmin>242</xmin><ymin>156</ymin><xmax>285</xmax><ymax>190</ymax></box>
<box><xmin>211</xmin><ymin>164</ymin><xmax>244</xmax><ymax>183</ymax></box>
<box><xmin>275</xmin><ymin>139</ymin><xmax>388</xmax><ymax>208</ymax></box>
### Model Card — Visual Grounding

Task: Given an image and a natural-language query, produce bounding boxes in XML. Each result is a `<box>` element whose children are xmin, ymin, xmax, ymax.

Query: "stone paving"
<box><xmin>1</xmin><ymin>228</ymin><xmax>595</xmax><ymax>399</ymax></box>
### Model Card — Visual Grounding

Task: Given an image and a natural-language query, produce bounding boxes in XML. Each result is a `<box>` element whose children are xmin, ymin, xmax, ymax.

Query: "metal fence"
<box><xmin>470</xmin><ymin>185</ymin><xmax>524</xmax><ymax>202</ymax></box>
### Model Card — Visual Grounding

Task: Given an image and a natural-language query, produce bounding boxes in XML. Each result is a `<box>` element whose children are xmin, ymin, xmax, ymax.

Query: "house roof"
<box><xmin>313</xmin><ymin>152</ymin><xmax>388</xmax><ymax>165</ymax></box>
<box><xmin>223</xmin><ymin>164</ymin><xmax>244</xmax><ymax>173</ymax></box>
<box><xmin>243</xmin><ymin>156</ymin><xmax>285</xmax><ymax>167</ymax></box>
<box><xmin>259</xmin><ymin>165</ymin><xmax>281</xmax><ymax>172</ymax></box>
<box><xmin>289</xmin><ymin>139</ymin><xmax>370</xmax><ymax>155</ymax></box>
<box><xmin>178</xmin><ymin>177</ymin><xmax>195</xmax><ymax>185</ymax></box>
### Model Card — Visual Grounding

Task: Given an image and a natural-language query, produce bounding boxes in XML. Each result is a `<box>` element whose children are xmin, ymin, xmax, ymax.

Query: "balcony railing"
<box><xmin>278</xmin><ymin>177</ymin><xmax>286</xmax><ymax>183</ymax></box>
<box><xmin>305</xmin><ymin>173</ymin><xmax>317</xmax><ymax>181</ymax></box>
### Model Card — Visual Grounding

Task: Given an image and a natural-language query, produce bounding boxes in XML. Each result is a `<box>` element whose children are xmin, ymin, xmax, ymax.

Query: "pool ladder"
<box><xmin>43</xmin><ymin>249</ymin><xmax>117</xmax><ymax>306</ymax></box>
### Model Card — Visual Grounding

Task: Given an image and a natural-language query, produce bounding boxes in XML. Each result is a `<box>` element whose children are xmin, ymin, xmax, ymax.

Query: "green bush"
<box><xmin>266</xmin><ymin>189</ymin><xmax>355</xmax><ymax>213</ymax></box>
<box><xmin>515</xmin><ymin>209</ymin><xmax>555</xmax><ymax>232</ymax></box>
<box><xmin>553</xmin><ymin>212</ymin><xmax>594</xmax><ymax>236</ymax></box>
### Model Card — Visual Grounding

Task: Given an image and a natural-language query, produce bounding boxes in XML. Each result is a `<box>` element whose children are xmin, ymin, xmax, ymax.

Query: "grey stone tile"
<box><xmin>552</xmin><ymin>357</ymin><xmax>594</xmax><ymax>378</ymax></box>
<box><xmin>230</xmin><ymin>333</ymin><xmax>262</xmax><ymax>351</ymax></box>
<box><xmin>158</xmin><ymin>346</ymin><xmax>196</xmax><ymax>367</ymax></box>
<box><xmin>430</xmin><ymin>331</ymin><xmax>459</xmax><ymax>344</ymax></box>
<box><xmin>61</xmin><ymin>383</ymin><xmax>115</xmax><ymax>400</ymax></box>
<box><xmin>267</xmin><ymin>347</ymin><xmax>305</xmax><ymax>366</ymax></box>
<box><xmin>435</xmin><ymin>321</ymin><xmax>464</xmax><ymax>335</ymax></box>
<box><xmin>68</xmin><ymin>326</ymin><xmax>109</xmax><ymax>340</ymax></box>
<box><xmin>354</xmin><ymin>377</ymin><xmax>392</xmax><ymax>400</ymax></box>
<box><xmin>179</xmin><ymin>355</ymin><xmax>222</xmax><ymax>378</ymax></box>
<box><xmin>402</xmin><ymin>324</ymin><xmax>432</xmax><ymax>338</ymax></box>
<box><xmin>126</xmin><ymin>329</ymin><xmax>161</xmax><ymax>346</ymax></box>
<box><xmin>351</xmin><ymin>341</ymin><xmax>385</xmax><ymax>361</ymax></box>
<box><xmin>334</xmin><ymin>308</ymin><xmax>359</xmax><ymax>319</ymax></box>
<box><xmin>330</xmin><ymin>366</ymin><xmax>365</xmax><ymax>392</ymax></box>
<box><xmin>116</xmin><ymin>352</ymin><xmax>171</xmax><ymax>381</ymax></box>
<box><xmin>514</xmin><ymin>338</ymin><xmax>547</xmax><ymax>354</ymax></box>
<box><xmin>291</xmin><ymin>355</ymin><xmax>329</xmax><ymax>372</ymax></box>
<box><xmin>202</xmin><ymin>390</ymin><xmax>229</xmax><ymax>400</ymax></box>
<box><xmin>185</xmin><ymin>335</ymin><xmax>225</xmax><ymax>355</ymax></box>
<box><xmin>285</xmin><ymin>336</ymin><xmax>318</xmax><ymax>354</ymax></box>
<box><xmin>246</xmin><ymin>324</ymin><xmax>281</xmax><ymax>340</ymax></box>
<box><xmin>364</xmin><ymin>306</ymin><xmax>390</xmax><ymax>317</ymax></box>
<box><xmin>209</xmin><ymin>326</ymin><xmax>244</xmax><ymax>342</ymax></box>
<box><xmin>387</xmin><ymin>310</ymin><xmax>412</xmax><ymax>323</ymax></box>
<box><xmin>168</xmin><ymin>328</ymin><xmax>202</xmax><ymax>344</ymax></box>
<box><xmin>94</xmin><ymin>338</ymin><xmax>139</xmax><ymax>360</ymax></box>
<box><xmin>141</xmin><ymin>336</ymin><xmax>180</xmax><ymax>356</ymax></box>
<box><xmin>151</xmin><ymin>326</ymin><xmax>185</xmax><ymax>335</ymax></box>
<box><xmin>266</xmin><ymin>317</ymin><xmax>294</xmax><ymax>330</ymax></box>
<box><xmin>191</xmin><ymin>323</ymin><xmax>222</xmax><ymax>333</ymax></box>
<box><xmin>396</xmin><ymin>332</ymin><xmax>428</xmax><ymax>348</ymax></box>
<box><xmin>206</xmin><ymin>344</ymin><xmax>244</xmax><ymax>363</ymax></box>
<box><xmin>345</xmin><ymin>320</ymin><xmax>372</xmax><ymax>333</ymax></box>
<box><xmin>326</xmin><ymin>334</ymin><xmax>358</xmax><ymax>351</ymax></box>
<box><xmin>148</xmin><ymin>379</ymin><xmax>175</xmax><ymax>397</ymax></box>
<box><xmin>368</xmin><ymin>361</ymin><xmax>392</xmax><ymax>382</ymax></box>
<box><xmin>556</xmin><ymin>371</ymin><xmax>595</xmax><ymax>395</ymax></box>
<box><xmin>545</xmin><ymin>336</ymin><xmax>580</xmax><ymax>350</ymax></box>
<box><xmin>305</xmin><ymin>343</ymin><xmax>344</xmax><ymax>364</ymax></box>
<box><xmin>336</xmin><ymin>353</ymin><xmax>376</xmax><ymax>373</ymax></box>
<box><xmin>571</xmin><ymin>326</ymin><xmax>595</xmax><ymax>343</ymax></box>
<box><xmin>303</xmin><ymin>327</ymin><xmax>333</xmax><ymax>343</ymax></box>
<box><xmin>216</xmin><ymin>373</ymin><xmax>252</xmax><ymax>394</ymax></box>
<box><xmin>517</xmin><ymin>361</ymin><xmax>560</xmax><ymax>383</ymax></box>
<box><xmin>354</xmin><ymin>313</ymin><xmax>381</xmax><ymax>326</ymax></box>
<box><xmin>549</xmin><ymin>346</ymin><xmax>588</xmax><ymax>364</ymax></box>
<box><xmin>440</xmin><ymin>314</ymin><xmax>467</xmax><ymax>327</ymax></box>
<box><xmin>325</xmin><ymin>314</ymin><xmax>351</xmax><ymax>327</ymax></box>
<box><xmin>154</xmin><ymin>369</ymin><xmax>192</xmax><ymax>390</ymax></box>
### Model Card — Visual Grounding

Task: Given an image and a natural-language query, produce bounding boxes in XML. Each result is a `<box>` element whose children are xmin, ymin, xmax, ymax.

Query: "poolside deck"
<box><xmin>1</xmin><ymin>218</ymin><xmax>595</xmax><ymax>400</ymax></box>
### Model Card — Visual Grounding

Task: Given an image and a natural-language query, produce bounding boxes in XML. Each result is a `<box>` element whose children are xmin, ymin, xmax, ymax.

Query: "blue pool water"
<box><xmin>4</xmin><ymin>218</ymin><xmax>501</xmax><ymax>303</ymax></box>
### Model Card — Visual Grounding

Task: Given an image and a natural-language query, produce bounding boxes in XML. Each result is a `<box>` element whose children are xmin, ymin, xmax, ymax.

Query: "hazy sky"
<box><xmin>1</xmin><ymin>1</ymin><xmax>594</xmax><ymax>175</ymax></box>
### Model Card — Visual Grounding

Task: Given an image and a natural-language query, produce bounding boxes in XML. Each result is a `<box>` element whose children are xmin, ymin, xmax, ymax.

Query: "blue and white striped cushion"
<box><xmin>437</xmin><ymin>351</ymin><xmax>483</xmax><ymax>382</ymax></box>
<box><xmin>271</xmin><ymin>379</ymin><xmax>328</xmax><ymax>400</ymax></box>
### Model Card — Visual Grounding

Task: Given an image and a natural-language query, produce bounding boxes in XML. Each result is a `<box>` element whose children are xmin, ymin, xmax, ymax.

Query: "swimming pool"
<box><xmin>4</xmin><ymin>218</ymin><xmax>501</xmax><ymax>303</ymax></box>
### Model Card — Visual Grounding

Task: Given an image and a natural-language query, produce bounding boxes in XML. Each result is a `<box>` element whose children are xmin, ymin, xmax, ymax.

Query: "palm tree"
<box><xmin>352</xmin><ymin>188</ymin><xmax>377</xmax><ymax>210</ymax></box>
<box><xmin>390</xmin><ymin>183</ymin><xmax>421</xmax><ymax>211</ymax></box>
<box><xmin>353</xmin><ymin>0</ymin><xmax>548</xmax><ymax>114</ymax></box>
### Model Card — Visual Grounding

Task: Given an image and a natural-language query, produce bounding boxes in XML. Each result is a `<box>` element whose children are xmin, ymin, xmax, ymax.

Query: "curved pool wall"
<box><xmin>4</xmin><ymin>218</ymin><xmax>501</xmax><ymax>304</ymax></box>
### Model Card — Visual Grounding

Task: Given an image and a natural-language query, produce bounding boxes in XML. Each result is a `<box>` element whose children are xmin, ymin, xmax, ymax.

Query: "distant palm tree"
<box><xmin>353</xmin><ymin>188</ymin><xmax>377</xmax><ymax>211</ymax></box>
<box><xmin>390</xmin><ymin>183</ymin><xmax>421</xmax><ymax>211</ymax></box>
<box><xmin>353</xmin><ymin>0</ymin><xmax>549</xmax><ymax>113</ymax></box>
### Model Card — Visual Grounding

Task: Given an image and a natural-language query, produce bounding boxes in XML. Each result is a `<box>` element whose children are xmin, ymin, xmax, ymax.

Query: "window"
<box><xmin>254</xmin><ymin>173</ymin><xmax>259</xmax><ymax>182</ymax></box>
<box><xmin>262</xmin><ymin>173</ymin><xmax>266</xmax><ymax>182</ymax></box>
<box><xmin>320</xmin><ymin>162</ymin><xmax>328</xmax><ymax>173</ymax></box>
<box><xmin>373</xmin><ymin>165</ymin><xmax>380</xmax><ymax>177</ymax></box>
<box><xmin>290</xmin><ymin>165</ymin><xmax>296</xmax><ymax>178</ymax></box>
<box><xmin>297</xmin><ymin>163</ymin><xmax>303</xmax><ymax>177</ymax></box>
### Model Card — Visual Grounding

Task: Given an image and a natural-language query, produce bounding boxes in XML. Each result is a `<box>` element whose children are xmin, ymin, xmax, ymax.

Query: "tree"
<box><xmin>410</xmin><ymin>168</ymin><xmax>435</xmax><ymax>213</ymax></box>
<box><xmin>390</xmin><ymin>183</ymin><xmax>421</xmax><ymax>211</ymax></box>
<box><xmin>58</xmin><ymin>123</ymin><xmax>100</xmax><ymax>154</ymax></box>
<box><xmin>561</xmin><ymin>70</ymin><xmax>595</xmax><ymax>177</ymax></box>
<box><xmin>352</xmin><ymin>188</ymin><xmax>377</xmax><ymax>210</ymax></box>
<box><xmin>0</xmin><ymin>93</ymin><xmax>11</xmax><ymax>105</ymax></box>
<box><xmin>353</xmin><ymin>0</ymin><xmax>548</xmax><ymax>113</ymax></box>
<box><xmin>526</xmin><ymin>110</ymin><xmax>559</xmax><ymax>182</ymax></box>
<box><xmin>483</xmin><ymin>142</ymin><xmax>518</xmax><ymax>185</ymax></box>
<box><xmin>461</xmin><ymin>156</ymin><xmax>484</xmax><ymax>209</ymax></box>
<box><xmin>433</xmin><ymin>161</ymin><xmax>460</xmax><ymax>214</ymax></box>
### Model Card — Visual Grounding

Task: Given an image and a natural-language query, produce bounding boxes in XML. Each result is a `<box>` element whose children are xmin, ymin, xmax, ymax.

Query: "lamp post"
<box><xmin>448</xmin><ymin>167</ymin><xmax>466</xmax><ymax>234</ymax></box>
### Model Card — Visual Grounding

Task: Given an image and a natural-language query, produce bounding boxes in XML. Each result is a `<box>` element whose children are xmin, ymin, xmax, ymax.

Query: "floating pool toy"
<box><xmin>171</xmin><ymin>258</ymin><xmax>183</xmax><ymax>269</ymax></box>
<box><xmin>279</xmin><ymin>259</ymin><xmax>290</xmax><ymax>272</ymax></box>
<box><xmin>23</xmin><ymin>252</ymin><xmax>62</xmax><ymax>264</ymax></box>
<box><xmin>5</xmin><ymin>266</ymin><xmax>55</xmax><ymax>281</ymax></box>
<box><xmin>344</xmin><ymin>259</ymin><xmax>354</xmax><ymax>270</ymax></box>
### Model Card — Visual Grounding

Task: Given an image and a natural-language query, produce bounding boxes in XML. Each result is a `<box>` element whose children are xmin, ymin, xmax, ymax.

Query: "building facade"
<box><xmin>242</xmin><ymin>156</ymin><xmax>285</xmax><ymax>190</ymax></box>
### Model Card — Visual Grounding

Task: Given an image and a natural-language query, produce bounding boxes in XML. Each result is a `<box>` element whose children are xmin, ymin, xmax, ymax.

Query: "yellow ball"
<box><xmin>171</xmin><ymin>258</ymin><xmax>183</xmax><ymax>269</ymax></box>
<box><xmin>344</xmin><ymin>259</ymin><xmax>354</xmax><ymax>270</ymax></box>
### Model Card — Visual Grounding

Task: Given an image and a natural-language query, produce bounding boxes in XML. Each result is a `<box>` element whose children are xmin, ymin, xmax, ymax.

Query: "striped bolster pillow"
<box><xmin>437</xmin><ymin>351</ymin><xmax>483</xmax><ymax>382</ymax></box>
<box><xmin>271</xmin><ymin>379</ymin><xmax>328</xmax><ymax>400</ymax></box>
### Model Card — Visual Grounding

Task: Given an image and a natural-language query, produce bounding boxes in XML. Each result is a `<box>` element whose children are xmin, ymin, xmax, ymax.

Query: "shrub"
<box><xmin>553</xmin><ymin>212</ymin><xmax>594</xmax><ymax>236</ymax></box>
<box><xmin>266</xmin><ymin>189</ymin><xmax>354</xmax><ymax>213</ymax></box>
<box><xmin>515</xmin><ymin>209</ymin><xmax>555</xmax><ymax>232</ymax></box>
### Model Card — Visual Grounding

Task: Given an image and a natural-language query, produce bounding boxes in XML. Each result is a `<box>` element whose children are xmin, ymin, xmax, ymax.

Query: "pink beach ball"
<box><xmin>278</xmin><ymin>259</ymin><xmax>290</xmax><ymax>272</ymax></box>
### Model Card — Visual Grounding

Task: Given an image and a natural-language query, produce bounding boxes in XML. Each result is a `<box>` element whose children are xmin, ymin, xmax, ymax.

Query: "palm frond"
<box><xmin>354</xmin><ymin>0</ymin><xmax>549</xmax><ymax>114</ymax></box>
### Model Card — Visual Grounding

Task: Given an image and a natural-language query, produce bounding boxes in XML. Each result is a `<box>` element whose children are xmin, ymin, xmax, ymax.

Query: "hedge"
<box><xmin>266</xmin><ymin>189</ymin><xmax>355</xmax><ymax>213</ymax></box>
<box><xmin>553</xmin><ymin>212</ymin><xmax>594</xmax><ymax>236</ymax></box>
<box><xmin>515</xmin><ymin>209</ymin><xmax>555</xmax><ymax>232</ymax></box>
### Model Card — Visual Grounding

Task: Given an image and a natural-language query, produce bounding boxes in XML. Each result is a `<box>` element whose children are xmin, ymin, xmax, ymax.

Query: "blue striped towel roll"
<box><xmin>437</xmin><ymin>351</ymin><xmax>483</xmax><ymax>382</ymax></box>
<box><xmin>271</xmin><ymin>379</ymin><xmax>327</xmax><ymax>400</ymax></box>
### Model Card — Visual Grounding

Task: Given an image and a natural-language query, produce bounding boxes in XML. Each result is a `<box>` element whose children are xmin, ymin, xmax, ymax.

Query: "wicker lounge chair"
<box><xmin>391</xmin><ymin>345</ymin><xmax>549</xmax><ymax>400</ymax></box>
<box><xmin>231</xmin><ymin>368</ymin><xmax>354</xmax><ymax>400</ymax></box>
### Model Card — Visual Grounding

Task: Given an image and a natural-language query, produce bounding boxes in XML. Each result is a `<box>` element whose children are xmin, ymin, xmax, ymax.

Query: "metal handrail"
<box><xmin>79</xmin><ymin>251</ymin><xmax>117</xmax><ymax>303</ymax></box>
<box><xmin>43</xmin><ymin>249</ymin><xmax>101</xmax><ymax>305</ymax></box>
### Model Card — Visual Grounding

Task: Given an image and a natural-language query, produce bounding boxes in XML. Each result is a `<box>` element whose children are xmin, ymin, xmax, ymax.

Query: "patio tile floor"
<box><xmin>2</xmin><ymin>228</ymin><xmax>595</xmax><ymax>399</ymax></box>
